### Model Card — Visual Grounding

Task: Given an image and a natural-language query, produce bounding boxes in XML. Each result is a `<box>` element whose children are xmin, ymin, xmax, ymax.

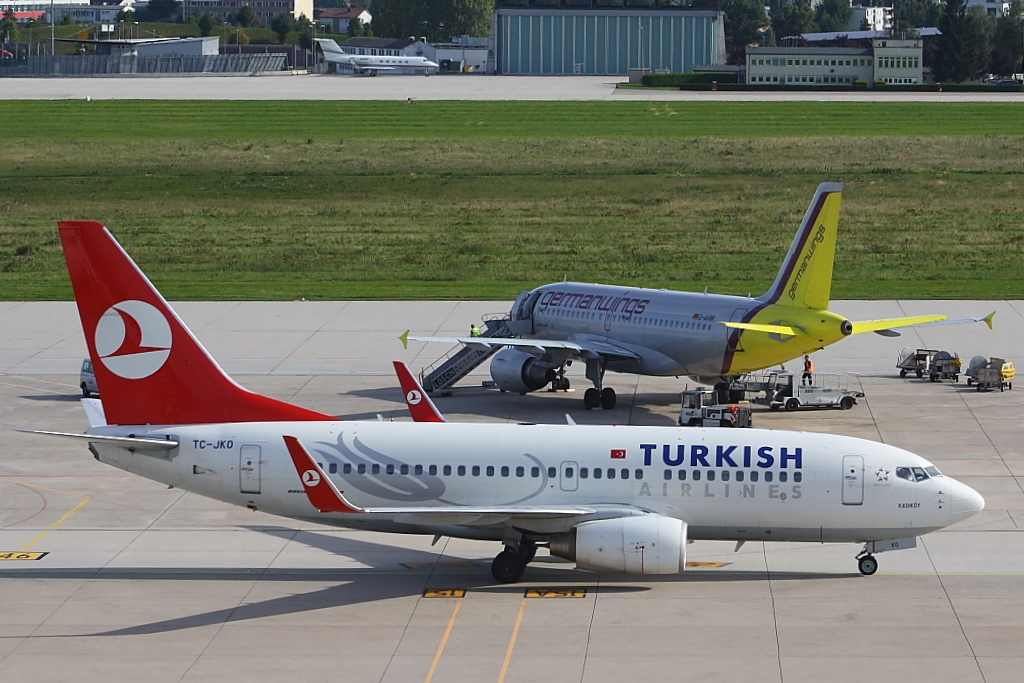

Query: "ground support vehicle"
<box><xmin>928</xmin><ymin>351</ymin><xmax>962</xmax><ymax>382</ymax></box>
<box><xmin>757</xmin><ymin>372</ymin><xmax>864</xmax><ymax>411</ymax></box>
<box><xmin>678</xmin><ymin>390</ymin><xmax>752</xmax><ymax>427</ymax></box>
<box><xmin>80</xmin><ymin>358</ymin><xmax>98</xmax><ymax>397</ymax></box>
<box><xmin>897</xmin><ymin>349</ymin><xmax>939</xmax><ymax>379</ymax></box>
<box><xmin>968</xmin><ymin>357</ymin><xmax>1015</xmax><ymax>392</ymax></box>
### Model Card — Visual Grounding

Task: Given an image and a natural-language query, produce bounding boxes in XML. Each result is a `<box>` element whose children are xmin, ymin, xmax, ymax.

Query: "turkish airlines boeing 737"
<box><xmin>407</xmin><ymin>183</ymin><xmax>993</xmax><ymax>409</ymax></box>
<box><xmin>27</xmin><ymin>221</ymin><xmax>984</xmax><ymax>583</ymax></box>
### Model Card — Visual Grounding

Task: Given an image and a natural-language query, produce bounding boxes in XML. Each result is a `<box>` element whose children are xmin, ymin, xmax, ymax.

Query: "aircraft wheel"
<box><xmin>600</xmin><ymin>387</ymin><xmax>616</xmax><ymax>410</ymax></box>
<box><xmin>728</xmin><ymin>389</ymin><xmax>745</xmax><ymax>403</ymax></box>
<box><xmin>840</xmin><ymin>396</ymin><xmax>855</xmax><ymax>410</ymax></box>
<box><xmin>899</xmin><ymin>369</ymin><xmax>908</xmax><ymax>378</ymax></box>
<box><xmin>916</xmin><ymin>369</ymin><xmax>923</xmax><ymax>379</ymax></box>
<box><xmin>520</xmin><ymin>541</ymin><xmax>537</xmax><ymax>564</ymax></box>
<box><xmin>81</xmin><ymin>383</ymin><xmax>91</xmax><ymax>398</ymax></box>
<box><xmin>492</xmin><ymin>550</ymin><xmax>526</xmax><ymax>584</ymax></box>
<box><xmin>785</xmin><ymin>398</ymin><xmax>800</xmax><ymax>412</ymax></box>
<box><xmin>583</xmin><ymin>388</ymin><xmax>600</xmax><ymax>410</ymax></box>
<box><xmin>858</xmin><ymin>555</ymin><xmax>878</xmax><ymax>576</ymax></box>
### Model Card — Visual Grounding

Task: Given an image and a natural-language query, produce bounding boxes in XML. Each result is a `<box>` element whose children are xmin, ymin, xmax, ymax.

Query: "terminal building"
<box><xmin>489</xmin><ymin>1</ymin><xmax>725</xmax><ymax>76</ymax></box>
<box><xmin>745</xmin><ymin>36</ymin><xmax>923</xmax><ymax>86</ymax></box>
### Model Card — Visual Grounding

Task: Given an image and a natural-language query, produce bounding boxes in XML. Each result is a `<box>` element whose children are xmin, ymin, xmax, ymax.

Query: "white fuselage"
<box><xmin>328</xmin><ymin>53</ymin><xmax>438</xmax><ymax>72</ymax></box>
<box><xmin>87</xmin><ymin>421</ymin><xmax>981</xmax><ymax>544</ymax></box>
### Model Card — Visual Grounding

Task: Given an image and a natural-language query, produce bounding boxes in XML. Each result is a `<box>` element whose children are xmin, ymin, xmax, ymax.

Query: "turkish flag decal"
<box><xmin>610</xmin><ymin>449</ymin><xmax>626</xmax><ymax>459</ymax></box>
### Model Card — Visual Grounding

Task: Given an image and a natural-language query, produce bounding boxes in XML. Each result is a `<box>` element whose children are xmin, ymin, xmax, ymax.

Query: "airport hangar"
<box><xmin>488</xmin><ymin>1</ymin><xmax>726</xmax><ymax>76</ymax></box>
<box><xmin>2</xmin><ymin>298</ymin><xmax>1023</xmax><ymax>683</ymax></box>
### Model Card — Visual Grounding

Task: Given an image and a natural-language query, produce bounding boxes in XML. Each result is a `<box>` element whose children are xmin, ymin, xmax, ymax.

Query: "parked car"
<box><xmin>80</xmin><ymin>358</ymin><xmax>98</xmax><ymax>397</ymax></box>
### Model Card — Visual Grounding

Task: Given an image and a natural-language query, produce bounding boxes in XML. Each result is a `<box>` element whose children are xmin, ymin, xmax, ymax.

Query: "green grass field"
<box><xmin>1</xmin><ymin>101</ymin><xmax>1022</xmax><ymax>300</ymax></box>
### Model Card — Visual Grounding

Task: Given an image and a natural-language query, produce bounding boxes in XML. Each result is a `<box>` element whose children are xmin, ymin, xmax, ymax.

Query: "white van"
<box><xmin>80</xmin><ymin>358</ymin><xmax>98</xmax><ymax>397</ymax></box>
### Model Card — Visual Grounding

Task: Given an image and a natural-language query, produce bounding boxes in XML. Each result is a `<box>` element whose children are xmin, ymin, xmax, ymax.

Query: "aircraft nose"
<box><xmin>949</xmin><ymin>478</ymin><xmax>985</xmax><ymax>524</ymax></box>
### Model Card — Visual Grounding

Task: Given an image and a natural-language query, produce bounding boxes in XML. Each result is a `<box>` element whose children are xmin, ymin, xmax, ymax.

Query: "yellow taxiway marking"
<box><xmin>497</xmin><ymin>599</ymin><xmax>527</xmax><ymax>683</ymax></box>
<box><xmin>0</xmin><ymin>551</ymin><xmax>49</xmax><ymax>560</ymax></box>
<box><xmin>0</xmin><ymin>477</ymin><xmax>91</xmax><ymax>552</ymax></box>
<box><xmin>686</xmin><ymin>561</ymin><xmax>730</xmax><ymax>568</ymax></box>
<box><xmin>423</xmin><ymin>600</ymin><xmax>462</xmax><ymax>683</ymax></box>
<box><xmin>423</xmin><ymin>589</ymin><xmax>466</xmax><ymax>598</ymax></box>
<box><xmin>525</xmin><ymin>588</ymin><xmax>587</xmax><ymax>598</ymax></box>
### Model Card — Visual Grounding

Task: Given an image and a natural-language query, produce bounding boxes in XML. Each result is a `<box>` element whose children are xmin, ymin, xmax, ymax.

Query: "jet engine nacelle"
<box><xmin>490</xmin><ymin>348</ymin><xmax>555</xmax><ymax>394</ymax></box>
<box><xmin>549</xmin><ymin>515</ymin><xmax>688</xmax><ymax>574</ymax></box>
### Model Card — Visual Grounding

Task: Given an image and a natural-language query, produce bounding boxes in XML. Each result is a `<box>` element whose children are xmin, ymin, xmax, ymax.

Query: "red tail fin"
<box><xmin>59</xmin><ymin>221</ymin><xmax>332</xmax><ymax>425</ymax></box>
<box><xmin>393</xmin><ymin>361</ymin><xmax>447</xmax><ymax>423</ymax></box>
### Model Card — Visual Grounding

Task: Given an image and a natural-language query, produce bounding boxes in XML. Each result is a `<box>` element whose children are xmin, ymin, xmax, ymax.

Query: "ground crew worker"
<box><xmin>802</xmin><ymin>355</ymin><xmax>814</xmax><ymax>386</ymax></box>
<box><xmin>470</xmin><ymin>324</ymin><xmax>483</xmax><ymax>337</ymax></box>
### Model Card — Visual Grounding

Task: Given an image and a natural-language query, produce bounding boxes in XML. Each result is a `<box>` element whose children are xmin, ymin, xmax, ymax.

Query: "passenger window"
<box><xmin>400</xmin><ymin>464</ymin><xmax>409</xmax><ymax>475</ymax></box>
<box><xmin>635</xmin><ymin>469</ymin><xmax>643</xmax><ymax>480</ymax></box>
<box><xmin>371</xmin><ymin>464</ymin><xmax>380</xmax><ymax>475</ymax></box>
<box><xmin>343</xmin><ymin>463</ymin><xmax>352</xmax><ymax>474</ymax></box>
<box><xmin>386</xmin><ymin>464</ymin><xmax>394</xmax><ymax>475</ymax></box>
<box><xmin>707</xmin><ymin>470</ymin><xmax>715</xmax><ymax>481</ymax></box>
<box><xmin>501</xmin><ymin>466</ymin><xmax>509</xmax><ymax>477</ymax></box>
<box><xmin>458</xmin><ymin>465</ymin><xmax>466</xmax><ymax>476</ymax></box>
<box><xmin>428</xmin><ymin>464</ymin><xmax>437</xmax><ymax>475</ymax></box>
<box><xmin>580</xmin><ymin>467</ymin><xmax>588</xmax><ymax>479</ymax></box>
<box><xmin>896</xmin><ymin>467</ymin><xmax>913</xmax><ymax>481</ymax></box>
<box><xmin>607</xmin><ymin>468</ymin><xmax>615</xmax><ymax>480</ymax></box>
<box><xmin>692</xmin><ymin>470</ymin><xmax>701</xmax><ymax>481</ymax></box>
<box><xmin>793</xmin><ymin>472</ymin><xmax>801</xmax><ymax>483</ymax></box>
<box><xmin>664</xmin><ymin>470</ymin><xmax>673</xmax><ymax>480</ymax></box>
<box><xmin>721</xmin><ymin>470</ymin><xmax>730</xmax><ymax>482</ymax></box>
<box><xmin>517</xmin><ymin>466</ymin><xmax>525</xmax><ymax>477</ymax></box>
<box><xmin>358</xmin><ymin>464</ymin><xmax>366</xmax><ymax>474</ymax></box>
<box><xmin>621</xmin><ymin>469</ymin><xmax>628</xmax><ymax>480</ymax></box>
<box><xmin>779</xmin><ymin>472</ymin><xmax>787</xmax><ymax>483</ymax></box>
<box><xmin>594</xmin><ymin>467</ymin><xmax>602</xmax><ymax>479</ymax></box>
<box><xmin>443</xmin><ymin>465</ymin><xmax>452</xmax><ymax>476</ymax></box>
<box><xmin>565</xmin><ymin>467</ymin><xmax>574</xmax><ymax>478</ymax></box>
<box><xmin>548</xmin><ymin>467</ymin><xmax>556</xmax><ymax>478</ymax></box>
<box><xmin>530</xmin><ymin>467</ymin><xmax>538</xmax><ymax>477</ymax></box>
<box><xmin>764</xmin><ymin>471</ymin><xmax>773</xmax><ymax>482</ymax></box>
<box><xmin>749</xmin><ymin>471</ymin><xmax>758</xmax><ymax>482</ymax></box>
<box><xmin>328</xmin><ymin>463</ymin><xmax>337</xmax><ymax>474</ymax></box>
<box><xmin>414</xmin><ymin>464</ymin><xmax>423</xmax><ymax>475</ymax></box>
<box><xmin>486</xmin><ymin>466</ymin><xmax>494</xmax><ymax>477</ymax></box>
<box><xmin>471</xmin><ymin>465</ymin><xmax>480</xmax><ymax>476</ymax></box>
<box><xmin>735</xmin><ymin>470</ymin><xmax>744</xmax><ymax>482</ymax></box>
<box><xmin>678</xmin><ymin>469</ymin><xmax>686</xmax><ymax>480</ymax></box>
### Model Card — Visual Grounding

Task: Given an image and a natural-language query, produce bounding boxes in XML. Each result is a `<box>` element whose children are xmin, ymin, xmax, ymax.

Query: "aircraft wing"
<box><xmin>850</xmin><ymin>311</ymin><xmax>995</xmax><ymax>336</ymax></box>
<box><xmin>284</xmin><ymin>435</ymin><xmax>643</xmax><ymax>526</ymax></box>
<box><xmin>401</xmin><ymin>332</ymin><xmax>641</xmax><ymax>361</ymax></box>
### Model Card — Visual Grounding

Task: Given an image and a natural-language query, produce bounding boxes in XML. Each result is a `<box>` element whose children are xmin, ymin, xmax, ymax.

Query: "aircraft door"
<box><xmin>604</xmin><ymin>312</ymin><xmax>613</xmax><ymax>332</ymax></box>
<box><xmin>240</xmin><ymin>445</ymin><xmax>261</xmax><ymax>494</ymax></box>
<box><xmin>560</xmin><ymin>461</ymin><xmax>578</xmax><ymax>492</ymax></box>
<box><xmin>842</xmin><ymin>454</ymin><xmax>863</xmax><ymax>505</ymax></box>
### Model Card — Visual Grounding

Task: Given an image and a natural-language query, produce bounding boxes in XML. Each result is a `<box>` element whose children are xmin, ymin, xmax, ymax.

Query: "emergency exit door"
<box><xmin>560</xmin><ymin>461</ymin><xmax>578</xmax><ymax>492</ymax></box>
<box><xmin>842</xmin><ymin>455</ymin><xmax>863</xmax><ymax>505</ymax></box>
<box><xmin>240</xmin><ymin>445</ymin><xmax>261</xmax><ymax>494</ymax></box>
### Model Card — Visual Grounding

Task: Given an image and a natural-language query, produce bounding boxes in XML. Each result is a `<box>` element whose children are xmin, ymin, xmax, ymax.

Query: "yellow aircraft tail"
<box><xmin>761</xmin><ymin>182</ymin><xmax>843</xmax><ymax>310</ymax></box>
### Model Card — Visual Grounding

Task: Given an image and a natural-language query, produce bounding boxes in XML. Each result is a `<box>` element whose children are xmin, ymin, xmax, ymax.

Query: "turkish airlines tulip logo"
<box><xmin>94</xmin><ymin>300</ymin><xmax>172</xmax><ymax>380</ymax></box>
<box><xmin>406</xmin><ymin>390</ymin><xmax>422</xmax><ymax>405</ymax></box>
<box><xmin>302</xmin><ymin>470</ymin><xmax>321</xmax><ymax>487</ymax></box>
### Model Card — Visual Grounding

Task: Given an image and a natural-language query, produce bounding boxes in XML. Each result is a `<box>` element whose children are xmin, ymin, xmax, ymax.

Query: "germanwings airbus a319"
<box><xmin>27</xmin><ymin>221</ymin><xmax>984</xmax><ymax>584</ymax></box>
<box><xmin>406</xmin><ymin>183</ymin><xmax>993</xmax><ymax>409</ymax></box>
<box><xmin>314</xmin><ymin>39</ymin><xmax>438</xmax><ymax>75</ymax></box>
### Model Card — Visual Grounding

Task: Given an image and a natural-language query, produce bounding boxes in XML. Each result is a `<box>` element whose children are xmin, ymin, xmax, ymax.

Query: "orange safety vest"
<box><xmin>804</xmin><ymin>358</ymin><xmax>814</xmax><ymax>372</ymax></box>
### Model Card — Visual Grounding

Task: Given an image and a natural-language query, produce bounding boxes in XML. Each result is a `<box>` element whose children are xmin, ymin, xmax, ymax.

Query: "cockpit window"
<box><xmin>925</xmin><ymin>466</ymin><xmax>942</xmax><ymax>478</ymax></box>
<box><xmin>897</xmin><ymin>466</ymin><xmax>933</xmax><ymax>482</ymax></box>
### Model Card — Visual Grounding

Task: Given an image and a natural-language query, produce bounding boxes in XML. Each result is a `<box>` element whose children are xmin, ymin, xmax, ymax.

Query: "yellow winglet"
<box><xmin>399</xmin><ymin>330</ymin><xmax>410</xmax><ymax>350</ymax></box>
<box><xmin>849</xmin><ymin>314</ymin><xmax>947</xmax><ymax>335</ymax></box>
<box><xmin>719</xmin><ymin>321</ymin><xmax>800</xmax><ymax>338</ymax></box>
<box><xmin>984</xmin><ymin>311</ymin><xmax>996</xmax><ymax>330</ymax></box>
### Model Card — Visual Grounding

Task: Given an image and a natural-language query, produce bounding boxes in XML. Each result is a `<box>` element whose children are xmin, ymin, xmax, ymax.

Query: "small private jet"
<box><xmin>314</xmin><ymin>38</ymin><xmax>438</xmax><ymax>75</ymax></box>
<box><xmin>26</xmin><ymin>220</ymin><xmax>984</xmax><ymax>584</ymax></box>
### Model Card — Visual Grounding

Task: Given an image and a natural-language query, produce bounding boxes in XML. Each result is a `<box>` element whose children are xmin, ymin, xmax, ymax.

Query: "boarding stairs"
<box><xmin>420</xmin><ymin>315</ymin><xmax>515</xmax><ymax>394</ymax></box>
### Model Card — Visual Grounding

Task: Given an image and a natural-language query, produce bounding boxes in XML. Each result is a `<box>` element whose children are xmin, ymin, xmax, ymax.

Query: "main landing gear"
<box><xmin>582</xmin><ymin>357</ymin><xmax>616</xmax><ymax>410</ymax></box>
<box><xmin>491</xmin><ymin>539</ymin><xmax>537</xmax><ymax>584</ymax></box>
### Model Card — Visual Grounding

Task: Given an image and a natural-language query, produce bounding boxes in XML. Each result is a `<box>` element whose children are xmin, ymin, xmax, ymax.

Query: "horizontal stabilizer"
<box><xmin>18</xmin><ymin>429</ymin><xmax>178</xmax><ymax>449</ymax></box>
<box><xmin>851</xmin><ymin>314</ymin><xmax>947</xmax><ymax>335</ymax></box>
<box><xmin>719</xmin><ymin>321</ymin><xmax>800</xmax><ymax>338</ymax></box>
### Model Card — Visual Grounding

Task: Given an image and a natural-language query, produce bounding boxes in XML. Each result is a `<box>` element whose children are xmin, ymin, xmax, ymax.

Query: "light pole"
<box><xmin>638</xmin><ymin>24</ymin><xmax>643</xmax><ymax>70</ymax></box>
